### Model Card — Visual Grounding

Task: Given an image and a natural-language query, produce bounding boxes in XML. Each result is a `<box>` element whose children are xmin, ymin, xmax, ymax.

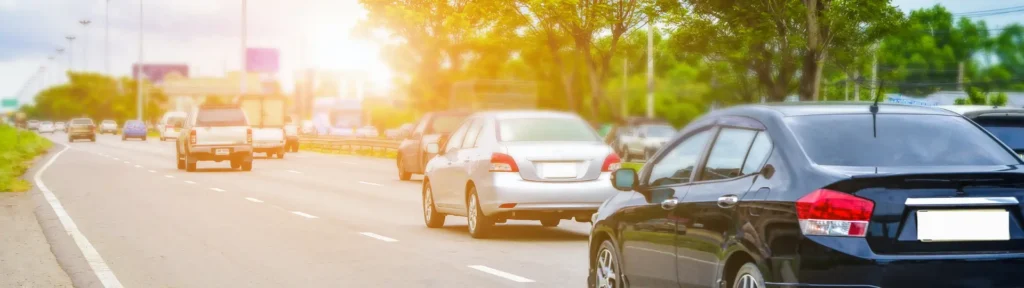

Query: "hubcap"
<box><xmin>736</xmin><ymin>274</ymin><xmax>760</xmax><ymax>288</ymax></box>
<box><xmin>468</xmin><ymin>194</ymin><xmax>477</xmax><ymax>232</ymax></box>
<box><xmin>424</xmin><ymin>187</ymin><xmax>433</xmax><ymax>221</ymax></box>
<box><xmin>596</xmin><ymin>248</ymin><xmax>617</xmax><ymax>288</ymax></box>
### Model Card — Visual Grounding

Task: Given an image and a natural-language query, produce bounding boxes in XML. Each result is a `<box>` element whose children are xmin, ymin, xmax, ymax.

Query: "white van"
<box><xmin>158</xmin><ymin>111</ymin><xmax>188</xmax><ymax>141</ymax></box>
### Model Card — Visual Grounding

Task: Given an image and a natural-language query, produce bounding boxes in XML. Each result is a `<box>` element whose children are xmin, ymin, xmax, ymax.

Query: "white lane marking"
<box><xmin>358</xmin><ymin>181</ymin><xmax>383</xmax><ymax>186</ymax></box>
<box><xmin>164</xmin><ymin>175</ymin><xmax>175</xmax><ymax>178</ymax></box>
<box><xmin>184</xmin><ymin>180</ymin><xmax>197</xmax><ymax>184</ymax></box>
<box><xmin>245</xmin><ymin>197</ymin><xmax>264</xmax><ymax>203</ymax></box>
<box><xmin>210</xmin><ymin>188</ymin><xmax>226</xmax><ymax>192</ymax></box>
<box><xmin>134</xmin><ymin>165</ymin><xmax>142</xmax><ymax>168</ymax></box>
<box><xmin>123</xmin><ymin>161</ymin><xmax>130</xmax><ymax>164</ymax></box>
<box><xmin>286</xmin><ymin>170</ymin><xmax>301</xmax><ymax>174</ymax></box>
<box><xmin>359</xmin><ymin>232</ymin><xmax>398</xmax><ymax>242</ymax></box>
<box><xmin>467</xmin><ymin>265</ymin><xmax>535</xmax><ymax>283</ymax></box>
<box><xmin>113</xmin><ymin>157</ymin><xmax>120</xmax><ymax>160</ymax></box>
<box><xmin>291</xmin><ymin>211</ymin><xmax>318</xmax><ymax>219</ymax></box>
<box><xmin>147</xmin><ymin>170</ymin><xmax>156</xmax><ymax>173</ymax></box>
<box><xmin>34</xmin><ymin>143</ymin><xmax>125</xmax><ymax>288</ymax></box>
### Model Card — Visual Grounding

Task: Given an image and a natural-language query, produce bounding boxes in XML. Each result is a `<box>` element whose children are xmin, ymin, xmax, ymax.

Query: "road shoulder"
<box><xmin>0</xmin><ymin>186</ymin><xmax>73</xmax><ymax>287</ymax></box>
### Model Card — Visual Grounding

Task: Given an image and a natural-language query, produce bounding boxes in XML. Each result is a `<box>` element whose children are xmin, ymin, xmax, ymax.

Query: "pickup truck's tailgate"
<box><xmin>252</xmin><ymin>128</ymin><xmax>284</xmax><ymax>142</ymax></box>
<box><xmin>194</xmin><ymin>126</ymin><xmax>248</xmax><ymax>145</ymax></box>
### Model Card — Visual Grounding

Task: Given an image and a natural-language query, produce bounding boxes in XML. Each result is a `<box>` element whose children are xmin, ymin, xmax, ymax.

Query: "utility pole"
<box><xmin>240</xmin><ymin>0</ymin><xmax>248</xmax><ymax>98</ymax></box>
<box><xmin>55</xmin><ymin>48</ymin><xmax>65</xmax><ymax>78</ymax></box>
<box><xmin>79</xmin><ymin>19</ymin><xmax>92</xmax><ymax>71</ymax></box>
<box><xmin>65</xmin><ymin>36</ymin><xmax>76</xmax><ymax>71</ymax></box>
<box><xmin>137</xmin><ymin>0</ymin><xmax>144</xmax><ymax>121</ymax></box>
<box><xmin>106</xmin><ymin>0</ymin><xmax>111</xmax><ymax>75</ymax></box>
<box><xmin>645</xmin><ymin>22</ymin><xmax>654</xmax><ymax>118</ymax></box>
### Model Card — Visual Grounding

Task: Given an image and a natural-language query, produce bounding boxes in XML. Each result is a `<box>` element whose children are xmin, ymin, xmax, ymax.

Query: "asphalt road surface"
<box><xmin>37</xmin><ymin>133</ymin><xmax>592</xmax><ymax>287</ymax></box>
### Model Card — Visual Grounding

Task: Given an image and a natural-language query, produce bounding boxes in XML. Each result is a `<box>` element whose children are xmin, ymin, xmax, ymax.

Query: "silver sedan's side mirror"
<box><xmin>426</xmin><ymin>143</ymin><xmax>439</xmax><ymax>154</ymax></box>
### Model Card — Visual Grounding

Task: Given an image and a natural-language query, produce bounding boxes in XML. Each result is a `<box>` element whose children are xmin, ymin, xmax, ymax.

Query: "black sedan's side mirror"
<box><xmin>611</xmin><ymin>168</ymin><xmax>639</xmax><ymax>191</ymax></box>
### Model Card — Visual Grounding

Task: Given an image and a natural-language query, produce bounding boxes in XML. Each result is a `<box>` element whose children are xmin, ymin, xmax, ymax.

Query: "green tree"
<box><xmin>28</xmin><ymin>72</ymin><xmax>166</xmax><ymax>123</ymax></box>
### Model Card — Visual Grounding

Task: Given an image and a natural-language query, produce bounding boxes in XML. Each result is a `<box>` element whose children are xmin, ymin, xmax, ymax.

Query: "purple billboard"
<box><xmin>246</xmin><ymin>48</ymin><xmax>280</xmax><ymax>74</ymax></box>
<box><xmin>132</xmin><ymin>64</ymin><xmax>189</xmax><ymax>83</ymax></box>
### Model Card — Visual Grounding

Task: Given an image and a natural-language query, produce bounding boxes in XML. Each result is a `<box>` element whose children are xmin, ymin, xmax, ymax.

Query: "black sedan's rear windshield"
<box><xmin>786</xmin><ymin>114</ymin><xmax>1019</xmax><ymax>166</ymax></box>
<box><xmin>196</xmin><ymin>109</ymin><xmax>248</xmax><ymax>126</ymax></box>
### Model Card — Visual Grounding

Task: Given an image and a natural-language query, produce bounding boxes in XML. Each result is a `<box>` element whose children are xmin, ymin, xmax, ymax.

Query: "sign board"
<box><xmin>246</xmin><ymin>48</ymin><xmax>280</xmax><ymax>74</ymax></box>
<box><xmin>886</xmin><ymin>95</ymin><xmax>936</xmax><ymax>106</ymax></box>
<box><xmin>1</xmin><ymin>99</ymin><xmax>16</xmax><ymax>108</ymax></box>
<box><xmin>132</xmin><ymin>64</ymin><xmax>189</xmax><ymax>83</ymax></box>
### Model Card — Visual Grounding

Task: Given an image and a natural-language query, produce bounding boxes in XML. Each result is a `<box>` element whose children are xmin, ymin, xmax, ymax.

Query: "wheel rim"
<box><xmin>424</xmin><ymin>187</ymin><xmax>433</xmax><ymax>221</ymax></box>
<box><xmin>468</xmin><ymin>194</ymin><xmax>478</xmax><ymax>232</ymax></box>
<box><xmin>596</xmin><ymin>248</ymin><xmax>618</xmax><ymax>288</ymax></box>
<box><xmin>737</xmin><ymin>274</ymin><xmax>760</xmax><ymax>288</ymax></box>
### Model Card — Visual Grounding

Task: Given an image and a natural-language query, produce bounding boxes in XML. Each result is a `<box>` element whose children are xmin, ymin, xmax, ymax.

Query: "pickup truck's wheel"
<box><xmin>176</xmin><ymin>151</ymin><xmax>186</xmax><ymax>170</ymax></box>
<box><xmin>240</xmin><ymin>160</ymin><xmax>253</xmax><ymax>171</ymax></box>
<box><xmin>277</xmin><ymin>149</ymin><xmax>286</xmax><ymax>159</ymax></box>
<box><xmin>423</xmin><ymin>181</ymin><xmax>445</xmax><ymax>228</ymax></box>
<box><xmin>398</xmin><ymin>157</ymin><xmax>412</xmax><ymax>181</ymax></box>
<box><xmin>467</xmin><ymin>188</ymin><xmax>493</xmax><ymax>239</ymax></box>
<box><xmin>185</xmin><ymin>153</ymin><xmax>197</xmax><ymax>172</ymax></box>
<box><xmin>541</xmin><ymin>219</ymin><xmax>560</xmax><ymax>227</ymax></box>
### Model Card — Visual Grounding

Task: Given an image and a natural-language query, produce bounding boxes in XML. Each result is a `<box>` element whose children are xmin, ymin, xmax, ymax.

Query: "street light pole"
<box><xmin>79</xmin><ymin>19</ymin><xmax>91</xmax><ymax>71</ymax></box>
<box><xmin>240</xmin><ymin>0</ymin><xmax>248</xmax><ymax>98</ymax></box>
<box><xmin>137</xmin><ymin>0</ymin><xmax>144</xmax><ymax>121</ymax></box>
<box><xmin>65</xmin><ymin>36</ymin><xmax>76</xmax><ymax>71</ymax></box>
<box><xmin>106</xmin><ymin>0</ymin><xmax>111</xmax><ymax>75</ymax></box>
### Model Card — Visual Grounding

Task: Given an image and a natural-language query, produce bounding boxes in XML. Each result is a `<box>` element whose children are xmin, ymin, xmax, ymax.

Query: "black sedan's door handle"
<box><xmin>717</xmin><ymin>195</ymin><xmax>740</xmax><ymax>208</ymax></box>
<box><xmin>660</xmin><ymin>198</ymin><xmax>679</xmax><ymax>210</ymax></box>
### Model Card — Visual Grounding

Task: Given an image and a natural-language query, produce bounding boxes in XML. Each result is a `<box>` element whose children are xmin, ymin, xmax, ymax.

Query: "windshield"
<box><xmin>70</xmin><ymin>119</ymin><xmax>93</xmax><ymax>126</ymax></box>
<box><xmin>196</xmin><ymin>109</ymin><xmax>248</xmax><ymax>127</ymax></box>
<box><xmin>102</xmin><ymin>120</ymin><xmax>115</xmax><ymax>124</ymax></box>
<box><xmin>429</xmin><ymin>115</ymin><xmax>467</xmax><ymax>134</ymax></box>
<box><xmin>787</xmin><ymin>114</ymin><xmax>1019</xmax><ymax>166</ymax></box>
<box><xmin>643</xmin><ymin>125</ymin><xmax>675</xmax><ymax>138</ymax></box>
<box><xmin>499</xmin><ymin>117</ymin><xmax>600</xmax><ymax>142</ymax></box>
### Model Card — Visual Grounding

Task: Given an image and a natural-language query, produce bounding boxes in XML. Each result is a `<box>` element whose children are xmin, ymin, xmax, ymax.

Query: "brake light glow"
<box><xmin>246</xmin><ymin>128</ymin><xmax>253</xmax><ymax>144</ymax></box>
<box><xmin>489</xmin><ymin>153</ymin><xmax>519</xmax><ymax>172</ymax></box>
<box><xmin>796</xmin><ymin>189</ymin><xmax>874</xmax><ymax>237</ymax></box>
<box><xmin>602</xmin><ymin>153</ymin><xmax>622</xmax><ymax>172</ymax></box>
<box><xmin>189</xmin><ymin>129</ymin><xmax>197</xmax><ymax>145</ymax></box>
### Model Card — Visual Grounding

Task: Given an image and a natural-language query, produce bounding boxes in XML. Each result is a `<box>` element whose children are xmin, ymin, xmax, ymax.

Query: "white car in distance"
<box><xmin>38</xmin><ymin>121</ymin><xmax>56</xmax><ymax>133</ymax></box>
<box><xmin>422</xmin><ymin>111</ymin><xmax>621</xmax><ymax>238</ymax></box>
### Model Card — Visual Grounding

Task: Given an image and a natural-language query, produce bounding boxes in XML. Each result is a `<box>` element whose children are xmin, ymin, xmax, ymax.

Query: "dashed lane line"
<box><xmin>358</xmin><ymin>181</ymin><xmax>383</xmax><ymax>187</ymax></box>
<box><xmin>468</xmin><ymin>265</ymin><xmax>535</xmax><ymax>283</ymax></box>
<box><xmin>245</xmin><ymin>197</ymin><xmax>264</xmax><ymax>203</ymax></box>
<box><xmin>210</xmin><ymin>188</ymin><xmax>226</xmax><ymax>192</ymax></box>
<box><xmin>291</xmin><ymin>211</ymin><xmax>318</xmax><ymax>219</ymax></box>
<box><xmin>164</xmin><ymin>175</ymin><xmax>175</xmax><ymax>178</ymax></box>
<box><xmin>359</xmin><ymin>232</ymin><xmax>398</xmax><ymax>242</ymax></box>
<box><xmin>184</xmin><ymin>180</ymin><xmax>197</xmax><ymax>184</ymax></box>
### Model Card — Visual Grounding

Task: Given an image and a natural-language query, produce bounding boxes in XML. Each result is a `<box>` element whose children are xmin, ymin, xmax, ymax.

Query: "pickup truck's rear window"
<box><xmin>196</xmin><ymin>109</ymin><xmax>248</xmax><ymax>127</ymax></box>
<box><xmin>71</xmin><ymin>119</ymin><xmax>93</xmax><ymax>126</ymax></box>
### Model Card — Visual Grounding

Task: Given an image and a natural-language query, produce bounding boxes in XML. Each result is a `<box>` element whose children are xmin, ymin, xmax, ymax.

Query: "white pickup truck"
<box><xmin>176</xmin><ymin>104</ymin><xmax>254</xmax><ymax>172</ymax></box>
<box><xmin>239</xmin><ymin>95</ymin><xmax>288</xmax><ymax>159</ymax></box>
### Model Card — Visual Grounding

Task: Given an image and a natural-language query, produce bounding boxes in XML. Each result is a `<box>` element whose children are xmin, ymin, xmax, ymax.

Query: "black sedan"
<box><xmin>590</xmin><ymin>103</ymin><xmax>1024</xmax><ymax>288</ymax></box>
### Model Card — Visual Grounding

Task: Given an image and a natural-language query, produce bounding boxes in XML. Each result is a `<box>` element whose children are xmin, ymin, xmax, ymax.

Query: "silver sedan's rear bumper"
<box><xmin>476</xmin><ymin>172</ymin><xmax>618</xmax><ymax>217</ymax></box>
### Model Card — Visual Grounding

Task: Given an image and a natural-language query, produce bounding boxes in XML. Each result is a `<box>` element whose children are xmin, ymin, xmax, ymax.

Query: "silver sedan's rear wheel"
<box><xmin>467</xmin><ymin>188</ymin><xmax>493</xmax><ymax>238</ymax></box>
<box><xmin>423</xmin><ymin>182</ymin><xmax>446</xmax><ymax>228</ymax></box>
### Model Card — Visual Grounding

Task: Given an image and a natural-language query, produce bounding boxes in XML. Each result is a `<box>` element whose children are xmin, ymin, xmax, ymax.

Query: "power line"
<box><xmin>953</xmin><ymin>5</ymin><xmax>1024</xmax><ymax>17</ymax></box>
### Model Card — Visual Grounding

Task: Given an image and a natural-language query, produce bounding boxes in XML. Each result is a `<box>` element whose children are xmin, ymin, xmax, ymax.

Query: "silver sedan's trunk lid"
<box><xmin>501</xmin><ymin>142</ymin><xmax>611</xmax><ymax>182</ymax></box>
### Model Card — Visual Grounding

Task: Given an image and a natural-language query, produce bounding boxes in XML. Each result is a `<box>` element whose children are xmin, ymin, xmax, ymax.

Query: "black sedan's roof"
<box><xmin>759</xmin><ymin>102</ymin><xmax>959</xmax><ymax>117</ymax></box>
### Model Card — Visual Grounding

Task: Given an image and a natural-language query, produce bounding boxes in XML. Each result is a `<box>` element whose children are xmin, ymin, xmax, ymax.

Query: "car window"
<box><xmin>196</xmin><ymin>108</ymin><xmax>248</xmax><ymax>127</ymax></box>
<box><xmin>498</xmin><ymin>117</ymin><xmax>600</xmax><ymax>142</ymax></box>
<box><xmin>647</xmin><ymin>129</ymin><xmax>713</xmax><ymax>186</ymax></box>
<box><xmin>972</xmin><ymin>117</ymin><xmax>1024</xmax><ymax>151</ymax></box>
<box><xmin>700</xmin><ymin>128</ymin><xmax>758</xmax><ymax>181</ymax></box>
<box><xmin>787</xmin><ymin>114</ymin><xmax>1019</xmax><ymax>166</ymax></box>
<box><xmin>462</xmin><ymin>118</ymin><xmax>486</xmax><ymax>148</ymax></box>
<box><xmin>741</xmin><ymin>132</ymin><xmax>773</xmax><ymax>175</ymax></box>
<box><xmin>71</xmin><ymin>119</ymin><xmax>93</xmax><ymax>125</ymax></box>
<box><xmin>643</xmin><ymin>125</ymin><xmax>675</xmax><ymax>138</ymax></box>
<box><xmin>445</xmin><ymin>120</ymin><xmax>472</xmax><ymax>153</ymax></box>
<box><xmin>430</xmin><ymin>115</ymin><xmax>467</xmax><ymax>134</ymax></box>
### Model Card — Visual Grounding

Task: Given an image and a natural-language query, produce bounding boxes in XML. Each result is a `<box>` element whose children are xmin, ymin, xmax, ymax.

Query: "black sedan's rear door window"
<box><xmin>972</xmin><ymin>116</ymin><xmax>1024</xmax><ymax>152</ymax></box>
<box><xmin>786</xmin><ymin>114</ymin><xmax>1019</xmax><ymax>166</ymax></box>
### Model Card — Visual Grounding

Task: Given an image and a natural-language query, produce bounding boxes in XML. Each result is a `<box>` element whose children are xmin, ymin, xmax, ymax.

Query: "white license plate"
<box><xmin>215</xmin><ymin>149</ymin><xmax>230</xmax><ymax>156</ymax></box>
<box><xmin>917</xmin><ymin>209</ymin><xmax>1009</xmax><ymax>242</ymax></box>
<box><xmin>540</xmin><ymin>163</ymin><xmax>577</xmax><ymax>178</ymax></box>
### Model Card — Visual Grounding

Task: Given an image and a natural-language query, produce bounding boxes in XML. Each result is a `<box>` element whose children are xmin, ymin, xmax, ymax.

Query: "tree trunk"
<box><xmin>800</xmin><ymin>0</ymin><xmax>823</xmax><ymax>101</ymax></box>
<box><xmin>546</xmin><ymin>29</ymin><xmax>576</xmax><ymax>112</ymax></box>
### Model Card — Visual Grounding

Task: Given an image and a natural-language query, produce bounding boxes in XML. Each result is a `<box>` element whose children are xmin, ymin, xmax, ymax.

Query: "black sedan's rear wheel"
<box><xmin>732</xmin><ymin>263</ymin><xmax>765</xmax><ymax>288</ymax></box>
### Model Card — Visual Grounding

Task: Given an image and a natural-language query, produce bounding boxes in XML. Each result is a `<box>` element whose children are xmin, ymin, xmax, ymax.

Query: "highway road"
<box><xmin>36</xmin><ymin>133</ymin><xmax>593</xmax><ymax>287</ymax></box>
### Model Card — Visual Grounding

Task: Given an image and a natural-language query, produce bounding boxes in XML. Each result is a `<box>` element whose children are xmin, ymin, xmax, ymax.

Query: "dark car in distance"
<box><xmin>122</xmin><ymin>120</ymin><xmax>148</xmax><ymax>141</ymax></box>
<box><xmin>590</xmin><ymin>103</ymin><xmax>1024</xmax><ymax>288</ymax></box>
<box><xmin>67</xmin><ymin>118</ymin><xmax>96</xmax><ymax>142</ymax></box>
<box><xmin>396</xmin><ymin>111</ymin><xmax>470</xmax><ymax>180</ymax></box>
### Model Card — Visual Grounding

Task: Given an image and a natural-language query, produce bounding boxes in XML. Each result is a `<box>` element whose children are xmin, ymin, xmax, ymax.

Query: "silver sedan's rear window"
<box><xmin>498</xmin><ymin>117</ymin><xmax>599</xmax><ymax>142</ymax></box>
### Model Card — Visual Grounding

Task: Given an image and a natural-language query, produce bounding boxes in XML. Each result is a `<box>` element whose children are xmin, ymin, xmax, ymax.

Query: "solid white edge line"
<box><xmin>468</xmin><ymin>265</ymin><xmax>535</xmax><ymax>283</ymax></box>
<box><xmin>34</xmin><ymin>143</ymin><xmax>125</xmax><ymax>288</ymax></box>
<box><xmin>245</xmin><ymin>197</ymin><xmax>264</xmax><ymax>203</ymax></box>
<box><xmin>210</xmin><ymin>188</ymin><xmax>225</xmax><ymax>192</ymax></box>
<box><xmin>358</xmin><ymin>181</ymin><xmax>383</xmax><ymax>186</ymax></box>
<box><xmin>359</xmin><ymin>232</ymin><xmax>398</xmax><ymax>242</ymax></box>
<box><xmin>291</xmin><ymin>211</ymin><xmax>318</xmax><ymax>219</ymax></box>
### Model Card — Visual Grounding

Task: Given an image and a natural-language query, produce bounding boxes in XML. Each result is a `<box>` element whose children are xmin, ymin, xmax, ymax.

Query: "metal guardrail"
<box><xmin>299</xmin><ymin>135</ymin><xmax>401</xmax><ymax>156</ymax></box>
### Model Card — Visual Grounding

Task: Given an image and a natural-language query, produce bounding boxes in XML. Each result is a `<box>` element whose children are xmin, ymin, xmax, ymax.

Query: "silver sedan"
<box><xmin>422</xmin><ymin>110</ymin><xmax>621</xmax><ymax>238</ymax></box>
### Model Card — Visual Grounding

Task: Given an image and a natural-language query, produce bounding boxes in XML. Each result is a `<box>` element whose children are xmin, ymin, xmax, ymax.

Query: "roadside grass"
<box><xmin>621</xmin><ymin>161</ymin><xmax>644</xmax><ymax>171</ymax></box>
<box><xmin>0</xmin><ymin>125</ymin><xmax>53</xmax><ymax>192</ymax></box>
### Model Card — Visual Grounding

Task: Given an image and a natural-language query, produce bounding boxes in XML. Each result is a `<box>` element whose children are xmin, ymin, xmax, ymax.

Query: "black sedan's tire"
<box><xmin>732</xmin><ymin>263</ymin><xmax>765</xmax><ymax>288</ymax></box>
<box><xmin>592</xmin><ymin>240</ymin><xmax>624</xmax><ymax>288</ymax></box>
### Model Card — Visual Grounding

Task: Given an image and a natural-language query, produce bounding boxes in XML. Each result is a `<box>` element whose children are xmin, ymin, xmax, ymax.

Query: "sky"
<box><xmin>1</xmin><ymin>0</ymin><xmax>1024</xmax><ymax>107</ymax></box>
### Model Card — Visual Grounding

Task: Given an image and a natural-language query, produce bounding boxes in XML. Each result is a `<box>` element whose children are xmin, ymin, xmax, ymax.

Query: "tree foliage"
<box><xmin>21</xmin><ymin>72</ymin><xmax>167</xmax><ymax>123</ymax></box>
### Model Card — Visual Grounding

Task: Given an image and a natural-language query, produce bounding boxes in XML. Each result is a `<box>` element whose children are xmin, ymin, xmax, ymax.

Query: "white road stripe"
<box><xmin>359</xmin><ymin>232</ymin><xmax>398</xmax><ymax>242</ymax></box>
<box><xmin>147</xmin><ymin>170</ymin><xmax>156</xmax><ymax>173</ymax></box>
<box><xmin>184</xmin><ymin>180</ymin><xmax>197</xmax><ymax>184</ymax></box>
<box><xmin>468</xmin><ymin>265</ymin><xmax>535</xmax><ymax>283</ymax></box>
<box><xmin>210</xmin><ymin>188</ymin><xmax>226</xmax><ymax>192</ymax></box>
<box><xmin>34</xmin><ymin>144</ymin><xmax>125</xmax><ymax>288</ymax></box>
<box><xmin>113</xmin><ymin>157</ymin><xmax>120</xmax><ymax>160</ymax></box>
<box><xmin>291</xmin><ymin>211</ymin><xmax>318</xmax><ymax>219</ymax></box>
<box><xmin>286</xmin><ymin>170</ymin><xmax>301</xmax><ymax>174</ymax></box>
<box><xmin>134</xmin><ymin>165</ymin><xmax>142</xmax><ymax>168</ymax></box>
<box><xmin>245</xmin><ymin>197</ymin><xmax>264</xmax><ymax>203</ymax></box>
<box><xmin>358</xmin><ymin>181</ymin><xmax>383</xmax><ymax>186</ymax></box>
<box><xmin>123</xmin><ymin>161</ymin><xmax>130</xmax><ymax>164</ymax></box>
<box><xmin>164</xmin><ymin>175</ymin><xmax>175</xmax><ymax>178</ymax></box>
